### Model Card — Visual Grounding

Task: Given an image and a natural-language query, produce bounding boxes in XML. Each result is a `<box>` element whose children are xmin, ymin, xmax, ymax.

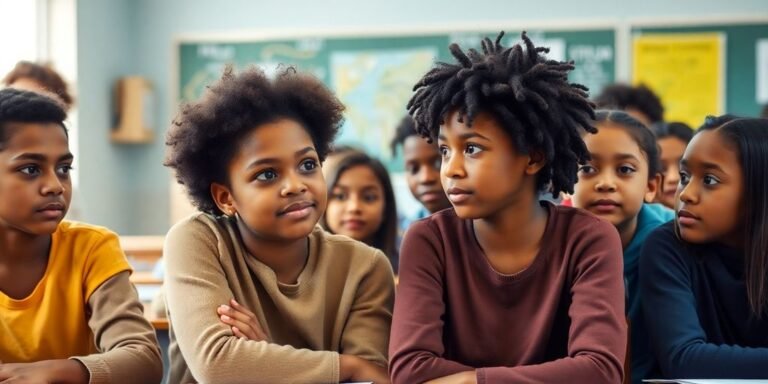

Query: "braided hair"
<box><xmin>407</xmin><ymin>31</ymin><xmax>596</xmax><ymax>196</ymax></box>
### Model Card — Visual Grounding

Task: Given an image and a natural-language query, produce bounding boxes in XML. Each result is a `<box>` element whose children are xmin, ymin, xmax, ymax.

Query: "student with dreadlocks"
<box><xmin>389</xmin><ymin>32</ymin><xmax>626</xmax><ymax>384</ymax></box>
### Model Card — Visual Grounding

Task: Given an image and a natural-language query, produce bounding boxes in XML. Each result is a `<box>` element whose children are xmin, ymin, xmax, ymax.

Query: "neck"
<box><xmin>0</xmin><ymin>227</ymin><xmax>51</xmax><ymax>266</ymax></box>
<box><xmin>473</xmin><ymin>195</ymin><xmax>547</xmax><ymax>259</ymax></box>
<box><xmin>617</xmin><ymin>215</ymin><xmax>639</xmax><ymax>249</ymax></box>
<box><xmin>236</xmin><ymin>219</ymin><xmax>309</xmax><ymax>284</ymax></box>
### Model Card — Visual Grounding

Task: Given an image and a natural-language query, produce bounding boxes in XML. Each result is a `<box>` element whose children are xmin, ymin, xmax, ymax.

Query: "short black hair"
<box><xmin>0</xmin><ymin>88</ymin><xmax>68</xmax><ymax>150</ymax></box>
<box><xmin>390</xmin><ymin>115</ymin><xmax>418</xmax><ymax>157</ymax></box>
<box><xmin>407</xmin><ymin>31</ymin><xmax>597</xmax><ymax>197</ymax></box>
<box><xmin>594</xmin><ymin>83</ymin><xmax>664</xmax><ymax>124</ymax></box>
<box><xmin>651</xmin><ymin>121</ymin><xmax>694</xmax><ymax>144</ymax></box>
<box><xmin>593</xmin><ymin>110</ymin><xmax>661</xmax><ymax>179</ymax></box>
<box><xmin>164</xmin><ymin>65</ymin><xmax>345</xmax><ymax>215</ymax></box>
<box><xmin>321</xmin><ymin>152</ymin><xmax>399</xmax><ymax>268</ymax></box>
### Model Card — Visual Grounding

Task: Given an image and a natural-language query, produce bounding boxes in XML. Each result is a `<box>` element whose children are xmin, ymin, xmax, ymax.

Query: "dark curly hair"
<box><xmin>0</xmin><ymin>88</ymin><xmax>68</xmax><ymax>150</ymax></box>
<box><xmin>594</xmin><ymin>83</ymin><xmax>663</xmax><ymax>124</ymax></box>
<box><xmin>2</xmin><ymin>61</ymin><xmax>74</xmax><ymax>109</ymax></box>
<box><xmin>165</xmin><ymin>65</ymin><xmax>345</xmax><ymax>215</ymax></box>
<box><xmin>407</xmin><ymin>31</ymin><xmax>597</xmax><ymax>197</ymax></box>
<box><xmin>390</xmin><ymin>115</ymin><xmax>418</xmax><ymax>157</ymax></box>
<box><xmin>651</xmin><ymin>121</ymin><xmax>694</xmax><ymax>144</ymax></box>
<box><xmin>593</xmin><ymin>110</ymin><xmax>661</xmax><ymax>179</ymax></box>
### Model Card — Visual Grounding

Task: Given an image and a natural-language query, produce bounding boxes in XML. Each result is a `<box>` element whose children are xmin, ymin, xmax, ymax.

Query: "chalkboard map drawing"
<box><xmin>331</xmin><ymin>48</ymin><xmax>436</xmax><ymax>167</ymax></box>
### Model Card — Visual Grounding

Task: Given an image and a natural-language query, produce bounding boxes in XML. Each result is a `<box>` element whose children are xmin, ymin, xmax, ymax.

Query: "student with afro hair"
<box><xmin>163</xmin><ymin>66</ymin><xmax>394</xmax><ymax>384</ymax></box>
<box><xmin>0</xmin><ymin>89</ymin><xmax>162</xmax><ymax>383</ymax></box>
<box><xmin>595</xmin><ymin>83</ymin><xmax>664</xmax><ymax>127</ymax></box>
<box><xmin>389</xmin><ymin>32</ymin><xmax>626</xmax><ymax>384</ymax></box>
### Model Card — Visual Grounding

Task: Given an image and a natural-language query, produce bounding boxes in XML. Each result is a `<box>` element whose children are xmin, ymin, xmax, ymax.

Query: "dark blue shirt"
<box><xmin>639</xmin><ymin>222</ymin><xmax>768</xmax><ymax>379</ymax></box>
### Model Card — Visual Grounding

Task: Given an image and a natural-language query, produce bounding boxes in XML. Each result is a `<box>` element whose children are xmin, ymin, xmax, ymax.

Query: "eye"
<box><xmin>679</xmin><ymin>171</ymin><xmax>690</xmax><ymax>185</ymax></box>
<box><xmin>255</xmin><ymin>169</ymin><xmax>278</xmax><ymax>181</ymax></box>
<box><xmin>703</xmin><ymin>174</ymin><xmax>720</xmax><ymax>186</ymax></box>
<box><xmin>299</xmin><ymin>159</ymin><xmax>318</xmax><ymax>173</ymax></box>
<box><xmin>331</xmin><ymin>191</ymin><xmax>347</xmax><ymax>201</ymax></box>
<box><xmin>363</xmin><ymin>192</ymin><xmax>380</xmax><ymax>203</ymax></box>
<box><xmin>438</xmin><ymin>145</ymin><xmax>449</xmax><ymax>158</ymax></box>
<box><xmin>617</xmin><ymin>165</ymin><xmax>636</xmax><ymax>175</ymax></box>
<box><xmin>431</xmin><ymin>158</ymin><xmax>441</xmax><ymax>170</ymax></box>
<box><xmin>19</xmin><ymin>165</ymin><xmax>41</xmax><ymax>176</ymax></box>
<box><xmin>578</xmin><ymin>164</ymin><xmax>596</xmax><ymax>175</ymax></box>
<box><xmin>464</xmin><ymin>143</ymin><xmax>483</xmax><ymax>155</ymax></box>
<box><xmin>57</xmin><ymin>164</ymin><xmax>73</xmax><ymax>176</ymax></box>
<box><xmin>406</xmin><ymin>164</ymin><xmax>419</xmax><ymax>175</ymax></box>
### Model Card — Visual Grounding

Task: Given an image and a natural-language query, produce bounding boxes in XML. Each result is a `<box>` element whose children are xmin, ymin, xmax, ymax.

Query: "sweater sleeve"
<box><xmin>639</xmin><ymin>226</ymin><xmax>768</xmax><ymax>378</ymax></box>
<box><xmin>72</xmin><ymin>271</ymin><xmax>163</xmax><ymax>384</ymax></box>
<box><xmin>164</xmin><ymin>217</ymin><xmax>339</xmax><ymax>384</ymax></box>
<box><xmin>477</xmin><ymin>218</ymin><xmax>626</xmax><ymax>384</ymax></box>
<box><xmin>339</xmin><ymin>250</ymin><xmax>395</xmax><ymax>367</ymax></box>
<box><xmin>389</xmin><ymin>221</ymin><xmax>476</xmax><ymax>383</ymax></box>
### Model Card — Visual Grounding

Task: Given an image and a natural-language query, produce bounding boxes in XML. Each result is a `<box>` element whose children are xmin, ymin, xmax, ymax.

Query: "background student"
<box><xmin>595</xmin><ymin>83</ymin><xmax>664</xmax><ymax>127</ymax></box>
<box><xmin>651</xmin><ymin>121</ymin><xmax>694</xmax><ymax>209</ymax></box>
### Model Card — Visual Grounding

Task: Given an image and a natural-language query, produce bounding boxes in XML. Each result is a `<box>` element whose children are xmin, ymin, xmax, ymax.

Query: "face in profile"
<box><xmin>657</xmin><ymin>136</ymin><xmax>687</xmax><ymax>209</ymax></box>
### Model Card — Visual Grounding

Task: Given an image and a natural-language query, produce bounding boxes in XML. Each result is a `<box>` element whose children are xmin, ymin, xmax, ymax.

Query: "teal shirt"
<box><xmin>625</xmin><ymin>203</ymin><xmax>674</xmax><ymax>384</ymax></box>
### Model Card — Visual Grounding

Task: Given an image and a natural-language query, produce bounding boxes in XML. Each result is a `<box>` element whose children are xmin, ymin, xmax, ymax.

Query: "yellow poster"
<box><xmin>632</xmin><ymin>33</ymin><xmax>725</xmax><ymax>128</ymax></box>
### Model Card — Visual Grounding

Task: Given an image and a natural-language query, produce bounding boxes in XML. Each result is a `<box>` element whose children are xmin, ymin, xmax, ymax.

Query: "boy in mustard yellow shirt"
<box><xmin>0</xmin><ymin>89</ymin><xmax>162</xmax><ymax>383</ymax></box>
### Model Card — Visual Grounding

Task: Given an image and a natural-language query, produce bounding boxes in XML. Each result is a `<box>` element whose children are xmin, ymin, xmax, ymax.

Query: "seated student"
<box><xmin>571</xmin><ymin>110</ymin><xmax>674</xmax><ymax>384</ymax></box>
<box><xmin>163</xmin><ymin>66</ymin><xmax>394</xmax><ymax>384</ymax></box>
<box><xmin>595</xmin><ymin>83</ymin><xmax>664</xmax><ymax>128</ymax></box>
<box><xmin>651</xmin><ymin>121</ymin><xmax>694</xmax><ymax>209</ymax></box>
<box><xmin>390</xmin><ymin>115</ymin><xmax>452</xmax><ymax>219</ymax></box>
<box><xmin>389</xmin><ymin>32</ymin><xmax>627</xmax><ymax>384</ymax></box>
<box><xmin>640</xmin><ymin>116</ymin><xmax>768</xmax><ymax>379</ymax></box>
<box><xmin>321</xmin><ymin>151</ymin><xmax>399</xmax><ymax>271</ymax></box>
<box><xmin>0</xmin><ymin>89</ymin><xmax>162</xmax><ymax>383</ymax></box>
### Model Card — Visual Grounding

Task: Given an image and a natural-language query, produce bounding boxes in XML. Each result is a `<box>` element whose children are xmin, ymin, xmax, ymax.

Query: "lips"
<box><xmin>341</xmin><ymin>219</ymin><xmax>367</xmax><ymax>230</ymax></box>
<box><xmin>677</xmin><ymin>209</ymin><xmax>700</xmax><ymax>226</ymax></box>
<box><xmin>36</xmin><ymin>201</ymin><xmax>66</xmax><ymax>220</ymax></box>
<box><xmin>446</xmin><ymin>186</ymin><xmax>472</xmax><ymax>204</ymax></box>
<box><xmin>589</xmin><ymin>199</ymin><xmax>620</xmax><ymax>213</ymax></box>
<box><xmin>419</xmin><ymin>190</ymin><xmax>445</xmax><ymax>203</ymax></box>
<box><xmin>277</xmin><ymin>201</ymin><xmax>315</xmax><ymax>219</ymax></box>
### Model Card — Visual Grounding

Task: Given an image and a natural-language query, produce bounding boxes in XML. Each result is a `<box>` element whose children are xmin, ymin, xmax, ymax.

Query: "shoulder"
<box><xmin>53</xmin><ymin>220</ymin><xmax>123</xmax><ymax>263</ymax></box>
<box><xmin>643</xmin><ymin>203</ymin><xmax>676</xmax><ymax>223</ymax></box>
<box><xmin>312</xmin><ymin>226</ymin><xmax>394</xmax><ymax>278</ymax></box>
<box><xmin>548</xmin><ymin>203</ymin><xmax>619</xmax><ymax>242</ymax></box>
<box><xmin>55</xmin><ymin>220</ymin><xmax>119</xmax><ymax>244</ymax></box>
<box><xmin>406</xmin><ymin>208</ymin><xmax>464</xmax><ymax>240</ymax></box>
<box><xmin>640</xmin><ymin>222</ymin><xmax>693</xmax><ymax>271</ymax></box>
<box><xmin>166</xmin><ymin>212</ymin><xmax>230</xmax><ymax>243</ymax></box>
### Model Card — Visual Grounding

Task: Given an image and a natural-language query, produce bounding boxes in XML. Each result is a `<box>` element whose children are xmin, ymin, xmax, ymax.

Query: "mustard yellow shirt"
<box><xmin>0</xmin><ymin>221</ymin><xmax>131</xmax><ymax>362</ymax></box>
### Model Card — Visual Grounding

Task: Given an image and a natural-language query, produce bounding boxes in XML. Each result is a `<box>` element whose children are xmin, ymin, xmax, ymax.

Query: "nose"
<box><xmin>594</xmin><ymin>173</ymin><xmax>617</xmax><ymax>193</ymax></box>
<box><xmin>418</xmin><ymin>164</ymin><xmax>439</xmax><ymax>185</ymax></box>
<box><xmin>40</xmin><ymin>170</ymin><xmax>65</xmax><ymax>196</ymax></box>
<box><xmin>443</xmin><ymin>151</ymin><xmax>466</xmax><ymax>179</ymax></box>
<box><xmin>280</xmin><ymin>171</ymin><xmax>308</xmax><ymax>197</ymax></box>
<box><xmin>678</xmin><ymin>180</ymin><xmax>698</xmax><ymax>205</ymax></box>
<box><xmin>345</xmin><ymin>195</ymin><xmax>363</xmax><ymax>213</ymax></box>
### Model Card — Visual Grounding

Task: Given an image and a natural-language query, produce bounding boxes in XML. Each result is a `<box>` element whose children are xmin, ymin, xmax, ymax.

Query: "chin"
<box><xmin>451</xmin><ymin>205</ymin><xmax>487</xmax><ymax>220</ymax></box>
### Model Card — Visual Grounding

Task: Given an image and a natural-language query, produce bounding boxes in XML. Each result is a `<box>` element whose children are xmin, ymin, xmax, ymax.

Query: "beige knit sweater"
<box><xmin>164</xmin><ymin>213</ymin><xmax>395</xmax><ymax>384</ymax></box>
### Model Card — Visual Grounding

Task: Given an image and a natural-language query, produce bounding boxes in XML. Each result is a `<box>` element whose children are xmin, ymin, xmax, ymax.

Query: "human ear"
<box><xmin>645</xmin><ymin>173</ymin><xmax>662</xmax><ymax>203</ymax></box>
<box><xmin>525</xmin><ymin>151</ymin><xmax>546</xmax><ymax>175</ymax></box>
<box><xmin>211</xmin><ymin>182</ymin><xmax>236</xmax><ymax>216</ymax></box>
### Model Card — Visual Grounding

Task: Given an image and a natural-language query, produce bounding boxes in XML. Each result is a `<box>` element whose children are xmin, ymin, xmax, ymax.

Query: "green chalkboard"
<box><xmin>177</xmin><ymin>28</ymin><xmax>616</xmax><ymax>170</ymax></box>
<box><xmin>632</xmin><ymin>22</ymin><xmax>768</xmax><ymax>121</ymax></box>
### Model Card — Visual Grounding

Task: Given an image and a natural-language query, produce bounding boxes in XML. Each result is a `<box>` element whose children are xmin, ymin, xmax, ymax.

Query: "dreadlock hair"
<box><xmin>594</xmin><ymin>83</ymin><xmax>664</xmax><ymax>125</ymax></box>
<box><xmin>0</xmin><ymin>88</ymin><xmax>68</xmax><ymax>150</ymax></box>
<box><xmin>406</xmin><ymin>31</ymin><xmax>597</xmax><ymax>197</ymax></box>
<box><xmin>2</xmin><ymin>61</ymin><xmax>74</xmax><ymax>109</ymax></box>
<box><xmin>390</xmin><ymin>115</ymin><xmax>418</xmax><ymax>157</ymax></box>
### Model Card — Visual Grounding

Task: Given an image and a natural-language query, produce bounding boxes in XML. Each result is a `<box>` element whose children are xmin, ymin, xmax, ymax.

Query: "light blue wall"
<box><xmin>77</xmin><ymin>0</ymin><xmax>768</xmax><ymax>235</ymax></box>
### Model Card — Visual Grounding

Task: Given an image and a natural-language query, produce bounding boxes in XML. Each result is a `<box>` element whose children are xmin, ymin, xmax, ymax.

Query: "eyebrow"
<box><xmin>246</xmin><ymin>147</ymin><xmax>316</xmax><ymax>169</ymax></box>
<box><xmin>590</xmin><ymin>153</ymin><xmax>641</xmax><ymax>162</ymax></box>
<box><xmin>680</xmin><ymin>159</ymin><xmax>726</xmax><ymax>173</ymax></box>
<box><xmin>11</xmin><ymin>153</ymin><xmax>74</xmax><ymax>162</ymax></box>
<box><xmin>437</xmin><ymin>132</ymin><xmax>491</xmax><ymax>141</ymax></box>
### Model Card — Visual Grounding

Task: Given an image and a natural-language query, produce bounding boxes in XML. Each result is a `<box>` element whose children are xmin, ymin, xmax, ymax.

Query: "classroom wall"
<box><xmin>77</xmin><ymin>0</ymin><xmax>768</xmax><ymax>235</ymax></box>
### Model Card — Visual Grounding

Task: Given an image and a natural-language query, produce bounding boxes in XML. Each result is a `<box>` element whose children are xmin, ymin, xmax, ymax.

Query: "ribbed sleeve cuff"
<box><xmin>71</xmin><ymin>356</ymin><xmax>110</xmax><ymax>384</ymax></box>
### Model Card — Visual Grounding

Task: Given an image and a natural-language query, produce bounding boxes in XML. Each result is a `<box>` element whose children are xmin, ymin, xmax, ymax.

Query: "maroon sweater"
<box><xmin>389</xmin><ymin>203</ymin><xmax>626</xmax><ymax>384</ymax></box>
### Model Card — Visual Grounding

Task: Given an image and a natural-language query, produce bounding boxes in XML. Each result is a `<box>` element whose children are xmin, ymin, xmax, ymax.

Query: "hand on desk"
<box><xmin>218</xmin><ymin>299</ymin><xmax>270</xmax><ymax>342</ymax></box>
<box><xmin>0</xmin><ymin>359</ymin><xmax>89</xmax><ymax>384</ymax></box>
